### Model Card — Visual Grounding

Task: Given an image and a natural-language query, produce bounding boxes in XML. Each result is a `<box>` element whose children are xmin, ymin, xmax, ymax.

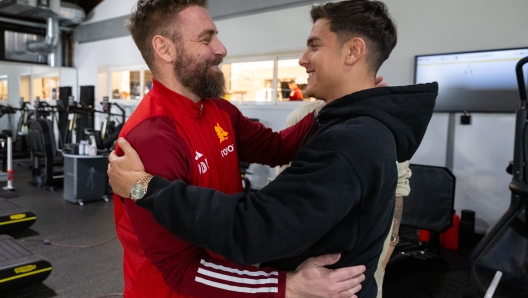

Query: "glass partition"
<box><xmin>144</xmin><ymin>70</ymin><xmax>153</xmax><ymax>95</ymax></box>
<box><xmin>33</xmin><ymin>66</ymin><xmax>60</xmax><ymax>101</ymax></box>
<box><xmin>0</xmin><ymin>76</ymin><xmax>7</xmax><ymax>101</ymax></box>
<box><xmin>4</xmin><ymin>30</ymin><xmax>47</xmax><ymax>64</ymax></box>
<box><xmin>0</xmin><ymin>62</ymin><xmax>76</xmax><ymax>106</ymax></box>
<box><xmin>277</xmin><ymin>59</ymin><xmax>309</xmax><ymax>101</ymax></box>
<box><xmin>109</xmin><ymin>69</ymin><xmax>148</xmax><ymax>100</ymax></box>
<box><xmin>20</xmin><ymin>75</ymin><xmax>31</xmax><ymax>103</ymax></box>
<box><xmin>222</xmin><ymin>56</ymin><xmax>311</xmax><ymax>104</ymax></box>
<box><xmin>226</xmin><ymin>60</ymin><xmax>274</xmax><ymax>103</ymax></box>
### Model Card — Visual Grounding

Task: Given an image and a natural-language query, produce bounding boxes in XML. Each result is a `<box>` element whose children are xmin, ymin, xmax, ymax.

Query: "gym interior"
<box><xmin>0</xmin><ymin>0</ymin><xmax>527</xmax><ymax>297</ymax></box>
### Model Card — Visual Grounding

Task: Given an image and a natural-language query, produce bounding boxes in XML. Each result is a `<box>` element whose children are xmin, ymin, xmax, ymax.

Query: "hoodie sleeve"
<box><xmin>137</xmin><ymin>144</ymin><xmax>363</xmax><ymax>265</ymax></box>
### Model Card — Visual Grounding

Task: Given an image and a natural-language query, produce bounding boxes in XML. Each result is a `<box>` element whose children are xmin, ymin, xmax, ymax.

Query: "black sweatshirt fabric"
<box><xmin>138</xmin><ymin>83</ymin><xmax>438</xmax><ymax>297</ymax></box>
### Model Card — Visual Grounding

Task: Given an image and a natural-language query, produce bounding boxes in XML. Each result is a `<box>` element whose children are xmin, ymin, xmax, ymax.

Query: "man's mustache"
<box><xmin>206</xmin><ymin>56</ymin><xmax>223</xmax><ymax>68</ymax></box>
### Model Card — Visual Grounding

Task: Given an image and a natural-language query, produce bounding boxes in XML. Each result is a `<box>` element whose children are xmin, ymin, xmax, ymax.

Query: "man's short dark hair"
<box><xmin>127</xmin><ymin>0</ymin><xmax>208</xmax><ymax>72</ymax></box>
<box><xmin>311</xmin><ymin>0</ymin><xmax>397</xmax><ymax>73</ymax></box>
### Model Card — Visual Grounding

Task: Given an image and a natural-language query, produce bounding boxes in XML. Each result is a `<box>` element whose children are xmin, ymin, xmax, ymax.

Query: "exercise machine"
<box><xmin>466</xmin><ymin>57</ymin><xmax>528</xmax><ymax>297</ymax></box>
<box><xmin>27</xmin><ymin>100</ymin><xmax>64</xmax><ymax>189</ymax></box>
<box><xmin>95</xmin><ymin>97</ymin><xmax>126</xmax><ymax>152</ymax></box>
<box><xmin>0</xmin><ymin>235</ymin><xmax>52</xmax><ymax>293</ymax></box>
<box><xmin>0</xmin><ymin>198</ymin><xmax>36</xmax><ymax>234</ymax></box>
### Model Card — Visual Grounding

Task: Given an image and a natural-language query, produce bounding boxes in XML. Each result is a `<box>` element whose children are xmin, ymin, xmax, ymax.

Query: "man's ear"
<box><xmin>344</xmin><ymin>37</ymin><xmax>367</xmax><ymax>65</ymax></box>
<box><xmin>152</xmin><ymin>35</ymin><xmax>176</xmax><ymax>63</ymax></box>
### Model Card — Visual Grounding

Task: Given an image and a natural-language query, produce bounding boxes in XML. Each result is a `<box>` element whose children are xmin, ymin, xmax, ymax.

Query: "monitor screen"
<box><xmin>414</xmin><ymin>47</ymin><xmax>528</xmax><ymax>113</ymax></box>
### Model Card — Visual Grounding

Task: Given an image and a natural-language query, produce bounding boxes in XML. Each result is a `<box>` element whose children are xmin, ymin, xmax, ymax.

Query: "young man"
<box><xmin>276</xmin><ymin>100</ymin><xmax>412</xmax><ymax>298</ymax></box>
<box><xmin>114</xmin><ymin>0</ymin><xmax>365</xmax><ymax>297</ymax></box>
<box><xmin>110</xmin><ymin>0</ymin><xmax>437</xmax><ymax>297</ymax></box>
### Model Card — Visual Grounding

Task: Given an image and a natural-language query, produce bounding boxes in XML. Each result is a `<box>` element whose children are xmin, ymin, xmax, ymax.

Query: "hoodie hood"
<box><xmin>317</xmin><ymin>82</ymin><xmax>438</xmax><ymax>162</ymax></box>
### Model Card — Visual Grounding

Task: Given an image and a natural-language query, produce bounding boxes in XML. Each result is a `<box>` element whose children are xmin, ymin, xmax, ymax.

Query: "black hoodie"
<box><xmin>138</xmin><ymin>82</ymin><xmax>438</xmax><ymax>298</ymax></box>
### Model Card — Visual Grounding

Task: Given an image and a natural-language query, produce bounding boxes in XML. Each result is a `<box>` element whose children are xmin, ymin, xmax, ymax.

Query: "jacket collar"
<box><xmin>148</xmin><ymin>79</ymin><xmax>205</xmax><ymax>119</ymax></box>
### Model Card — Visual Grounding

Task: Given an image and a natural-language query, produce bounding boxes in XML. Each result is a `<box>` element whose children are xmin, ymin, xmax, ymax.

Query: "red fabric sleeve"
<box><xmin>213</xmin><ymin>99</ymin><xmax>315</xmax><ymax>166</ymax></box>
<box><xmin>125</xmin><ymin>117</ymin><xmax>286</xmax><ymax>298</ymax></box>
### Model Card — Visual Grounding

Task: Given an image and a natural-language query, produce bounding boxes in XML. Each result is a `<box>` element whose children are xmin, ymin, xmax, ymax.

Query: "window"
<box><xmin>111</xmin><ymin>70</ymin><xmax>141</xmax><ymax>100</ymax></box>
<box><xmin>4</xmin><ymin>31</ymin><xmax>47</xmax><ymax>64</ymax></box>
<box><xmin>223</xmin><ymin>57</ymin><xmax>310</xmax><ymax>104</ymax></box>
<box><xmin>20</xmin><ymin>75</ymin><xmax>30</xmax><ymax>102</ymax></box>
<box><xmin>277</xmin><ymin>59</ymin><xmax>308</xmax><ymax>102</ymax></box>
<box><xmin>33</xmin><ymin>76</ymin><xmax>59</xmax><ymax>100</ymax></box>
<box><xmin>0</xmin><ymin>76</ymin><xmax>7</xmax><ymax>101</ymax></box>
<box><xmin>225</xmin><ymin>60</ymin><xmax>274</xmax><ymax>103</ymax></box>
<box><xmin>100</xmin><ymin>66</ymin><xmax>152</xmax><ymax>101</ymax></box>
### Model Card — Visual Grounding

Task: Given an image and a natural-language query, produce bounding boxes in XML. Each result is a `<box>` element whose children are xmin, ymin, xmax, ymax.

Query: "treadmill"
<box><xmin>0</xmin><ymin>198</ymin><xmax>37</xmax><ymax>234</ymax></box>
<box><xmin>0</xmin><ymin>235</ymin><xmax>52</xmax><ymax>293</ymax></box>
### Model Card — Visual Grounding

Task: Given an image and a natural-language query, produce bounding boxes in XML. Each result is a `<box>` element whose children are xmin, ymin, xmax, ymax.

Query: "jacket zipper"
<box><xmin>199</xmin><ymin>104</ymin><xmax>203</xmax><ymax>116</ymax></box>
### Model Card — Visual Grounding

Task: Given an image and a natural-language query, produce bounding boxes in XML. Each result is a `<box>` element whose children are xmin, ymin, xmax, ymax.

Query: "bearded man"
<box><xmin>113</xmin><ymin>1</ymin><xmax>366</xmax><ymax>297</ymax></box>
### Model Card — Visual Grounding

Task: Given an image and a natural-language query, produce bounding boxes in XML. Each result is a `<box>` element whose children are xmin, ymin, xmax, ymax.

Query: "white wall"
<box><xmin>76</xmin><ymin>0</ymin><xmax>528</xmax><ymax>233</ymax></box>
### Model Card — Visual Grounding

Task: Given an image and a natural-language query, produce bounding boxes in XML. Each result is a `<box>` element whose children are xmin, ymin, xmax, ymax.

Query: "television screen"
<box><xmin>414</xmin><ymin>47</ymin><xmax>528</xmax><ymax>112</ymax></box>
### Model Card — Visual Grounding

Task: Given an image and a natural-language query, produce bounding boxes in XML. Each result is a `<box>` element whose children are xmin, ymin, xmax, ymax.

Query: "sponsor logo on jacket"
<box><xmin>221</xmin><ymin>145</ymin><xmax>234</xmax><ymax>158</ymax></box>
<box><xmin>196</xmin><ymin>151</ymin><xmax>209</xmax><ymax>174</ymax></box>
<box><xmin>215</xmin><ymin>123</ymin><xmax>229</xmax><ymax>143</ymax></box>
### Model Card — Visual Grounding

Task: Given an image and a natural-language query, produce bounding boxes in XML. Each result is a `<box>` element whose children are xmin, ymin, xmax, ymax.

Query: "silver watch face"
<box><xmin>130</xmin><ymin>183</ymin><xmax>146</xmax><ymax>201</ymax></box>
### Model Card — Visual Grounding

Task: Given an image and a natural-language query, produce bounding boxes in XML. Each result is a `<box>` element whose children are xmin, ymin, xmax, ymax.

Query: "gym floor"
<box><xmin>3</xmin><ymin>160</ymin><xmax>474</xmax><ymax>298</ymax></box>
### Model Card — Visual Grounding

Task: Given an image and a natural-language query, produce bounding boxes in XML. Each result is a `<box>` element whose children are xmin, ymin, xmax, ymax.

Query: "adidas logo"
<box><xmin>195</xmin><ymin>151</ymin><xmax>203</xmax><ymax>160</ymax></box>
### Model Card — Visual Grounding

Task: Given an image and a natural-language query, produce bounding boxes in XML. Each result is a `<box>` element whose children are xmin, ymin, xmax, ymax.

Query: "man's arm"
<box><xmin>112</xmin><ymin>138</ymin><xmax>362</xmax><ymax>266</ymax></box>
<box><xmin>382</xmin><ymin>161</ymin><xmax>411</xmax><ymax>268</ymax></box>
<box><xmin>114</xmin><ymin>121</ymin><xmax>365</xmax><ymax>298</ymax></box>
<box><xmin>213</xmin><ymin>99</ymin><xmax>315</xmax><ymax>167</ymax></box>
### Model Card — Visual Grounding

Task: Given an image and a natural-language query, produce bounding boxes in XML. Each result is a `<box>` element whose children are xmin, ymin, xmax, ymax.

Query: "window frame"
<box><xmin>222</xmin><ymin>52</ymin><xmax>310</xmax><ymax>105</ymax></box>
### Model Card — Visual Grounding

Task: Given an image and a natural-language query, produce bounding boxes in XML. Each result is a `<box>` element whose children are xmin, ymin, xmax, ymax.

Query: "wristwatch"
<box><xmin>130</xmin><ymin>174</ymin><xmax>153</xmax><ymax>201</ymax></box>
<box><xmin>390</xmin><ymin>234</ymin><xmax>400</xmax><ymax>246</ymax></box>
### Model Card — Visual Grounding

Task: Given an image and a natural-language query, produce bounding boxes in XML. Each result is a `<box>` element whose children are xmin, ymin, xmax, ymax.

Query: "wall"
<box><xmin>75</xmin><ymin>0</ymin><xmax>528</xmax><ymax>233</ymax></box>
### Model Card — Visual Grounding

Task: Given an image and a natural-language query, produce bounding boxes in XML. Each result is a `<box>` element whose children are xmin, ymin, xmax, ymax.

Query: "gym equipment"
<box><xmin>466</xmin><ymin>56</ymin><xmax>528</xmax><ymax>297</ymax></box>
<box><xmin>0</xmin><ymin>136</ymin><xmax>18</xmax><ymax>197</ymax></box>
<box><xmin>0</xmin><ymin>103</ymin><xmax>31</xmax><ymax>166</ymax></box>
<box><xmin>95</xmin><ymin>97</ymin><xmax>125</xmax><ymax>152</ymax></box>
<box><xmin>0</xmin><ymin>198</ymin><xmax>36</xmax><ymax>234</ymax></box>
<box><xmin>27</xmin><ymin>118</ymin><xmax>63</xmax><ymax>189</ymax></box>
<box><xmin>0</xmin><ymin>235</ymin><xmax>51</xmax><ymax>293</ymax></box>
<box><xmin>63</xmin><ymin>98</ymin><xmax>94</xmax><ymax>146</ymax></box>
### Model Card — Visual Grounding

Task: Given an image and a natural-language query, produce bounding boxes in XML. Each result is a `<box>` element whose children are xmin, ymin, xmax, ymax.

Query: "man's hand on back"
<box><xmin>286</xmin><ymin>254</ymin><xmax>365</xmax><ymax>298</ymax></box>
<box><xmin>375</xmin><ymin>76</ymin><xmax>388</xmax><ymax>88</ymax></box>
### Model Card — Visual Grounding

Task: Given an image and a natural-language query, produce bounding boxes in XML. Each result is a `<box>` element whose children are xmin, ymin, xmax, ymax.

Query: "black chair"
<box><xmin>394</xmin><ymin>164</ymin><xmax>456</xmax><ymax>259</ymax></box>
<box><xmin>27</xmin><ymin>119</ymin><xmax>63</xmax><ymax>190</ymax></box>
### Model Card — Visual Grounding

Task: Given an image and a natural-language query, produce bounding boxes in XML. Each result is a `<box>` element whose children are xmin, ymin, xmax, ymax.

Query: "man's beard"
<box><xmin>174</xmin><ymin>49</ymin><xmax>226</xmax><ymax>99</ymax></box>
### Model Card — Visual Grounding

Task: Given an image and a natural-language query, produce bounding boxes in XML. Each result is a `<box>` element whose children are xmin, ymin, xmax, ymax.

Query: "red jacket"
<box><xmin>114</xmin><ymin>80</ymin><xmax>314</xmax><ymax>298</ymax></box>
<box><xmin>289</xmin><ymin>87</ymin><xmax>304</xmax><ymax>101</ymax></box>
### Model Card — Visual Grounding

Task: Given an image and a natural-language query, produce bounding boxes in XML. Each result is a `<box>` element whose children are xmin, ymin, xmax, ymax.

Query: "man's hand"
<box><xmin>286</xmin><ymin>254</ymin><xmax>365</xmax><ymax>298</ymax></box>
<box><xmin>375</xmin><ymin>76</ymin><xmax>388</xmax><ymax>87</ymax></box>
<box><xmin>107</xmin><ymin>138</ymin><xmax>148</xmax><ymax>198</ymax></box>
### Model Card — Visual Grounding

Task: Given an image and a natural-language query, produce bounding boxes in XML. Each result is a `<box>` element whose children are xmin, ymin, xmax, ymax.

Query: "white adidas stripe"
<box><xmin>195</xmin><ymin>277</ymin><xmax>279</xmax><ymax>293</ymax></box>
<box><xmin>197</xmin><ymin>268</ymin><xmax>278</xmax><ymax>285</ymax></box>
<box><xmin>200</xmin><ymin>259</ymin><xmax>279</xmax><ymax>277</ymax></box>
